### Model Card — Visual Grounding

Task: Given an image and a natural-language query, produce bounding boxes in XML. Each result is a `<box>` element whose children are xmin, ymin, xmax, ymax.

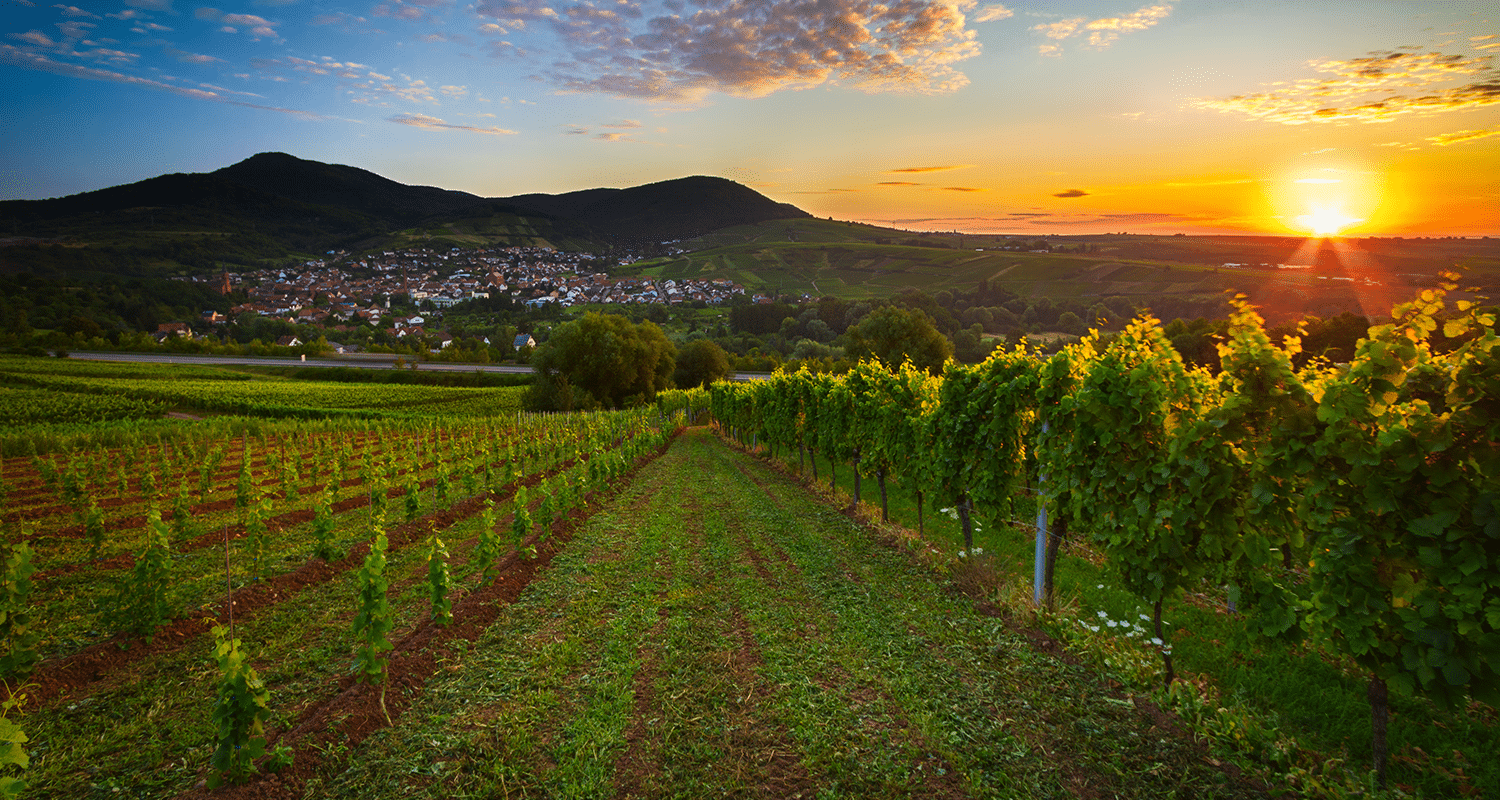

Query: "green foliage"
<box><xmin>673</xmin><ymin>338</ymin><xmax>731</xmax><ymax>389</ymax></box>
<box><xmin>845</xmin><ymin>305</ymin><xmax>952</xmax><ymax>375</ymax></box>
<box><xmin>206</xmin><ymin>622</ymin><xmax>289</xmax><ymax>788</ymax></box>
<box><xmin>351</xmin><ymin>529</ymin><xmax>394</xmax><ymax>685</ymax></box>
<box><xmin>427</xmin><ymin>535</ymin><xmax>452</xmax><ymax>626</ymax></box>
<box><xmin>474</xmin><ymin>498</ymin><xmax>502</xmax><ymax>584</ymax></box>
<box><xmin>1302</xmin><ymin>278</ymin><xmax>1500</xmax><ymax>708</ymax></box>
<box><xmin>529</xmin><ymin>311</ymin><xmax>677</xmax><ymax>410</ymax></box>
<box><xmin>244</xmin><ymin>497</ymin><xmax>271</xmax><ymax>581</ymax></box>
<box><xmin>116</xmin><ymin>508</ymin><xmax>173</xmax><ymax>643</ymax></box>
<box><xmin>0</xmin><ymin>687</ymin><xmax>30</xmax><ymax>800</ymax></box>
<box><xmin>234</xmin><ymin>451</ymin><xmax>253</xmax><ymax>510</ymax></box>
<box><xmin>83</xmin><ymin>499</ymin><xmax>106</xmax><ymax>560</ymax></box>
<box><xmin>0</xmin><ymin>544</ymin><xmax>39</xmax><ymax>679</ymax></box>
<box><xmin>511</xmin><ymin>487</ymin><xmax>534</xmax><ymax>558</ymax></box>
<box><xmin>171</xmin><ymin>480</ymin><xmax>194</xmax><ymax>539</ymax></box>
<box><xmin>311</xmin><ymin>487</ymin><xmax>339</xmax><ymax>561</ymax></box>
<box><xmin>534</xmin><ymin>487</ymin><xmax>555</xmax><ymax>541</ymax></box>
<box><xmin>404</xmin><ymin>477</ymin><xmax>421</xmax><ymax>524</ymax></box>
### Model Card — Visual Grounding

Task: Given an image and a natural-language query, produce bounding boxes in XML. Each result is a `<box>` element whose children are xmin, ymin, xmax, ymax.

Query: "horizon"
<box><xmin>3</xmin><ymin>0</ymin><xmax>1497</xmax><ymax>237</ymax></box>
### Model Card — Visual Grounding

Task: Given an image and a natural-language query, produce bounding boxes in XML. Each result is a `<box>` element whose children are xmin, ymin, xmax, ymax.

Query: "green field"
<box><xmin>0</xmin><ymin>356</ymin><xmax>527</xmax><ymax>436</ymax></box>
<box><xmin>0</xmin><ymin>354</ymin><xmax>1492</xmax><ymax>798</ymax></box>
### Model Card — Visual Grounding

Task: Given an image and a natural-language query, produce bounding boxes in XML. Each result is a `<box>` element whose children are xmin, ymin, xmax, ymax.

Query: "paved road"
<box><xmin>65</xmin><ymin>351</ymin><xmax>773</xmax><ymax>380</ymax></box>
<box><xmin>66</xmin><ymin>351</ymin><xmax>534</xmax><ymax>373</ymax></box>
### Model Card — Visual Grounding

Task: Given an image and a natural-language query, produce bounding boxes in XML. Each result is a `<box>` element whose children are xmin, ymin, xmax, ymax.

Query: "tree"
<box><xmin>673</xmin><ymin>339</ymin><xmax>731</xmax><ymax>389</ymax></box>
<box><xmin>846</xmin><ymin>305</ymin><xmax>952</xmax><ymax>375</ymax></box>
<box><xmin>528</xmin><ymin>312</ymin><xmax>676</xmax><ymax>410</ymax></box>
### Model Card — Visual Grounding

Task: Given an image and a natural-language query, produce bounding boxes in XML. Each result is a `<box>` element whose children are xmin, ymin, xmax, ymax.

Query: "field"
<box><xmin>622</xmin><ymin>240</ymin><xmax>1434</xmax><ymax>322</ymax></box>
<box><xmin>0</xmin><ymin>357</ymin><xmax>528</xmax><ymax>453</ymax></box>
<box><xmin>0</xmin><ymin>355</ymin><xmax>1492</xmax><ymax>798</ymax></box>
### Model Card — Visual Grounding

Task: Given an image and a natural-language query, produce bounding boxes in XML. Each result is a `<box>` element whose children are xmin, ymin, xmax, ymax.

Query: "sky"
<box><xmin>2</xmin><ymin>0</ymin><xmax>1497</xmax><ymax>236</ymax></box>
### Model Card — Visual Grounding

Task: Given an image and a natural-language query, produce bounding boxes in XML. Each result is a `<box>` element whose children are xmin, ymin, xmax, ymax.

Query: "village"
<box><xmin>183</xmin><ymin>245</ymin><xmax>750</xmax><ymax>347</ymax></box>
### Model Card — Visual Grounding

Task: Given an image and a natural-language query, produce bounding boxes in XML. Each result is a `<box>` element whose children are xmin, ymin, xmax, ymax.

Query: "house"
<box><xmin>154</xmin><ymin>322</ymin><xmax>193</xmax><ymax>342</ymax></box>
<box><xmin>201</xmin><ymin>311</ymin><xmax>226</xmax><ymax>324</ymax></box>
<box><xmin>276</xmin><ymin>335</ymin><xmax>302</xmax><ymax>348</ymax></box>
<box><xmin>513</xmin><ymin>333</ymin><xmax>536</xmax><ymax>350</ymax></box>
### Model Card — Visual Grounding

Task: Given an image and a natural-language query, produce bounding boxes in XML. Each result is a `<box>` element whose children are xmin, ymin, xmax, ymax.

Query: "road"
<box><xmin>66</xmin><ymin>351</ymin><xmax>535</xmax><ymax>373</ymax></box>
<box><xmin>65</xmin><ymin>351</ymin><xmax>773</xmax><ymax>380</ymax></box>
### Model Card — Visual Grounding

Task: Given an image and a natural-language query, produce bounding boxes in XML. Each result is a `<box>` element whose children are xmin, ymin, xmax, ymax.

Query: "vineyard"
<box><xmin>0</xmin><ymin>394</ymin><xmax>688</xmax><ymax>798</ymax></box>
<box><xmin>709</xmin><ymin>277</ymin><xmax>1498</xmax><ymax>797</ymax></box>
<box><xmin>0</xmin><ymin>276</ymin><xmax>1492</xmax><ymax>798</ymax></box>
<box><xmin>0</xmin><ymin>357</ymin><xmax>529</xmax><ymax>450</ymax></box>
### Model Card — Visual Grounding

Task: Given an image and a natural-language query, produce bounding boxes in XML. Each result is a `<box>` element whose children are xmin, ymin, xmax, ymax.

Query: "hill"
<box><xmin>0</xmin><ymin>155</ymin><xmax>813</xmax><ymax>277</ymax></box>
<box><xmin>503</xmin><ymin>175</ymin><xmax>811</xmax><ymax>244</ymax></box>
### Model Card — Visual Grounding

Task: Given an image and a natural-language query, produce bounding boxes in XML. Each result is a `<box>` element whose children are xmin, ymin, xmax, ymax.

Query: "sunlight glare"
<box><xmin>1296</xmin><ymin>205</ymin><xmax>1362</xmax><ymax>237</ymax></box>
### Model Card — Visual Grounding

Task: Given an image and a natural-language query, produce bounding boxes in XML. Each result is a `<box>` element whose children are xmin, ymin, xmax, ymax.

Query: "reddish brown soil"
<box><xmin>5</xmin><ymin>430</ymin><xmax>652</xmax><ymax>712</ymax></box>
<box><xmin>178</xmin><ymin>432</ymin><xmax>679</xmax><ymax>800</ymax></box>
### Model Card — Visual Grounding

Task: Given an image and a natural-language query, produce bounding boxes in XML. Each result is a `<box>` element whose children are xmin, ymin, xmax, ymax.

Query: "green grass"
<box><xmin>317</xmin><ymin>430</ymin><xmax>1258</xmax><ymax>798</ymax></box>
<box><xmin>760</xmin><ymin>441</ymin><xmax>1499</xmax><ymax>799</ymax></box>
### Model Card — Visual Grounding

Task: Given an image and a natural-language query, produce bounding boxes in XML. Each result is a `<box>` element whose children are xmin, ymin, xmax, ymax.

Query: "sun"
<box><xmin>1296</xmin><ymin>205</ymin><xmax>1362</xmax><ymax>237</ymax></box>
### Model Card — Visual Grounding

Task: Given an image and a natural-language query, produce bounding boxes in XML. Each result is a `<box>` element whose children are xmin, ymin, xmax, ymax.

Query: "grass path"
<box><xmin>317</xmin><ymin>430</ymin><xmax>1261</xmax><ymax>799</ymax></box>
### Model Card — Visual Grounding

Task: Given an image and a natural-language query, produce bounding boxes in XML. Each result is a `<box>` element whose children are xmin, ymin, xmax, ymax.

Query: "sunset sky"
<box><xmin>3</xmin><ymin>0</ymin><xmax>1497</xmax><ymax>235</ymax></box>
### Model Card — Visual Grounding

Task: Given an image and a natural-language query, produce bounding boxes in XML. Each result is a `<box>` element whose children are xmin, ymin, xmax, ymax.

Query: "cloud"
<box><xmin>602</xmin><ymin>118</ymin><xmax>640</xmax><ymax>128</ymax></box>
<box><xmin>106</xmin><ymin>9</ymin><xmax>144</xmax><ymax>19</ymax></box>
<box><xmin>974</xmin><ymin>4</ymin><xmax>1012</xmax><ymax>22</ymax></box>
<box><xmin>220</xmin><ymin>12</ymin><xmax>280</xmax><ymax>39</ymax></box>
<box><xmin>1029</xmin><ymin>212</ymin><xmax>1190</xmax><ymax>226</ymax></box>
<box><xmin>480</xmin><ymin>0</ymin><xmax>983</xmax><ymax>102</ymax></box>
<box><xmin>173</xmin><ymin>50</ymin><xmax>223</xmax><ymax>63</ymax></box>
<box><xmin>124</xmin><ymin>0</ymin><xmax>175</xmax><ymax>12</ymax></box>
<box><xmin>1053</xmin><ymin>188</ymin><xmax>1089</xmax><ymax>197</ymax></box>
<box><xmin>1160</xmin><ymin>177</ymin><xmax>1252</xmax><ymax>187</ymax></box>
<box><xmin>10</xmin><ymin>30</ymin><xmax>56</xmax><ymax>47</ymax></box>
<box><xmin>1030</xmin><ymin>4</ymin><xmax>1170</xmax><ymax>54</ymax></box>
<box><xmin>888</xmin><ymin>164</ymin><xmax>970</xmax><ymax>173</ymax></box>
<box><xmin>373</xmin><ymin>0</ymin><xmax>449</xmax><ymax>23</ymax></box>
<box><xmin>53</xmin><ymin>5</ymin><xmax>98</xmax><ymax>17</ymax></box>
<box><xmin>1428</xmin><ymin>128</ymin><xmax>1499</xmax><ymax>146</ymax></box>
<box><xmin>1189</xmin><ymin>47</ymin><xmax>1500</xmax><ymax>125</ymax></box>
<box><xmin>942</xmin><ymin>186</ymin><xmax>985</xmax><ymax>191</ymax></box>
<box><xmin>55</xmin><ymin>20</ymin><xmax>94</xmax><ymax>39</ymax></box>
<box><xmin>877</xmin><ymin>181</ymin><xmax>921</xmax><ymax>186</ymax></box>
<box><xmin>388</xmin><ymin>112</ymin><xmax>517</xmax><ymax>134</ymax></box>
<box><xmin>0</xmin><ymin>43</ymin><xmax>324</xmax><ymax>117</ymax></box>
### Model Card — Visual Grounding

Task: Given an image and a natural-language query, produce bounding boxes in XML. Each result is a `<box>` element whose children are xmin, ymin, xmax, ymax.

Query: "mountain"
<box><xmin>214</xmin><ymin>152</ymin><xmax>483</xmax><ymax>224</ymax></box>
<box><xmin>503</xmin><ymin>176</ymin><xmax>811</xmax><ymax>243</ymax></box>
<box><xmin>2</xmin><ymin>152</ymin><xmax>810</xmax><ymax>246</ymax></box>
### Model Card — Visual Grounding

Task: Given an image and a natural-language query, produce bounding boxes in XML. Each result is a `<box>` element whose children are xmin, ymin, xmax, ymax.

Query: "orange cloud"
<box><xmin>483</xmin><ymin>0</ymin><xmax>982</xmax><ymax>102</ymax></box>
<box><xmin>888</xmin><ymin>164</ymin><xmax>970</xmax><ymax>173</ymax></box>
<box><xmin>1190</xmin><ymin>48</ymin><xmax>1498</xmax><ymax>125</ymax></box>
<box><xmin>1428</xmin><ymin>128</ymin><xmax>1499</xmax><ymax>146</ymax></box>
<box><xmin>388</xmin><ymin>113</ymin><xmax>517</xmax><ymax>135</ymax></box>
<box><xmin>1030</xmin><ymin>4</ymin><xmax>1171</xmax><ymax>54</ymax></box>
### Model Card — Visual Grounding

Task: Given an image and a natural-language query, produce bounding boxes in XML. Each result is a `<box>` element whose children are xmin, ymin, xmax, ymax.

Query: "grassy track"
<box><xmin>318</xmin><ymin>430</ymin><xmax>1258</xmax><ymax>799</ymax></box>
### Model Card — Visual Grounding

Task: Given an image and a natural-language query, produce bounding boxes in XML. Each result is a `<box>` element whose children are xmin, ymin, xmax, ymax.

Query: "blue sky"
<box><xmin>2</xmin><ymin>0</ymin><xmax>1497</xmax><ymax>234</ymax></box>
